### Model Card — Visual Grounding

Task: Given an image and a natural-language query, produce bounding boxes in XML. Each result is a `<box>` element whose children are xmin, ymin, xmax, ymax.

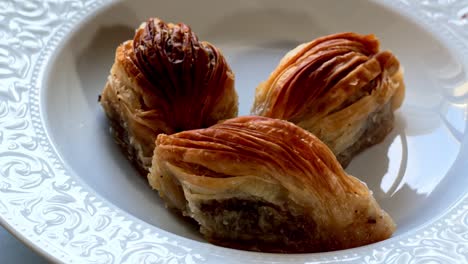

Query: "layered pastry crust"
<box><xmin>252</xmin><ymin>33</ymin><xmax>405</xmax><ymax>167</ymax></box>
<box><xmin>100</xmin><ymin>18</ymin><xmax>238</xmax><ymax>174</ymax></box>
<box><xmin>149</xmin><ymin>116</ymin><xmax>396</xmax><ymax>253</ymax></box>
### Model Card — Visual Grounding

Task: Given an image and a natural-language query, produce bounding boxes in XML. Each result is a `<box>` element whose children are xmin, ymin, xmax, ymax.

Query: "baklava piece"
<box><xmin>149</xmin><ymin>116</ymin><xmax>396</xmax><ymax>253</ymax></box>
<box><xmin>100</xmin><ymin>18</ymin><xmax>238</xmax><ymax>175</ymax></box>
<box><xmin>252</xmin><ymin>33</ymin><xmax>405</xmax><ymax>167</ymax></box>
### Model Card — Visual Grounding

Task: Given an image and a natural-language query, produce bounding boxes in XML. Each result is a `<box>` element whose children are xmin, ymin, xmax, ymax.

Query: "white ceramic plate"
<box><xmin>1</xmin><ymin>0</ymin><xmax>467</xmax><ymax>263</ymax></box>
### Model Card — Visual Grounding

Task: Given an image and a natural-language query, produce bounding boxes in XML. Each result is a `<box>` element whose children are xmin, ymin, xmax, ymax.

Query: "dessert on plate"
<box><xmin>252</xmin><ymin>32</ymin><xmax>405</xmax><ymax>167</ymax></box>
<box><xmin>100</xmin><ymin>24</ymin><xmax>397</xmax><ymax>253</ymax></box>
<box><xmin>100</xmin><ymin>17</ymin><xmax>238</xmax><ymax>175</ymax></box>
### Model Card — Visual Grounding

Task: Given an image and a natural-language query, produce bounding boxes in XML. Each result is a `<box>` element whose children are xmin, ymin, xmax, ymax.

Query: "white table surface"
<box><xmin>0</xmin><ymin>226</ymin><xmax>48</xmax><ymax>263</ymax></box>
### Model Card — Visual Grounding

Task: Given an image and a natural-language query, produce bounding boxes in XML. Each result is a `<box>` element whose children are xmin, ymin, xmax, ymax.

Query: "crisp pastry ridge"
<box><xmin>99</xmin><ymin>18</ymin><xmax>238</xmax><ymax>175</ymax></box>
<box><xmin>252</xmin><ymin>32</ymin><xmax>405</xmax><ymax>167</ymax></box>
<box><xmin>149</xmin><ymin>116</ymin><xmax>396</xmax><ymax>253</ymax></box>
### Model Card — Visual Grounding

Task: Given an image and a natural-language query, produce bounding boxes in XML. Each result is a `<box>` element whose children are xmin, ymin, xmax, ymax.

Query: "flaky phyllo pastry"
<box><xmin>100</xmin><ymin>18</ymin><xmax>238</xmax><ymax>174</ymax></box>
<box><xmin>252</xmin><ymin>33</ymin><xmax>405</xmax><ymax>167</ymax></box>
<box><xmin>149</xmin><ymin>116</ymin><xmax>396</xmax><ymax>253</ymax></box>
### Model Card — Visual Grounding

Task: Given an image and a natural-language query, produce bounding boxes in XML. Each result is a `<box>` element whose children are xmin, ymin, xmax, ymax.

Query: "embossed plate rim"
<box><xmin>0</xmin><ymin>0</ymin><xmax>467</xmax><ymax>263</ymax></box>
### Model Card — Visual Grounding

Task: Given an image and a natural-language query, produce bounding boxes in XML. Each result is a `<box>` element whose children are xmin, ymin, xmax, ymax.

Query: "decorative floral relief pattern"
<box><xmin>0</xmin><ymin>0</ymin><xmax>467</xmax><ymax>263</ymax></box>
<box><xmin>419</xmin><ymin>0</ymin><xmax>468</xmax><ymax>44</ymax></box>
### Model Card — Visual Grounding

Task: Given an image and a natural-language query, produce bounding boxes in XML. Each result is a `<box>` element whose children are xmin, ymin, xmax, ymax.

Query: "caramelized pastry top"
<box><xmin>252</xmin><ymin>32</ymin><xmax>404</xmax><ymax>123</ymax></box>
<box><xmin>157</xmin><ymin>116</ymin><xmax>372</xmax><ymax>198</ymax></box>
<box><xmin>122</xmin><ymin>18</ymin><xmax>236</xmax><ymax>133</ymax></box>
